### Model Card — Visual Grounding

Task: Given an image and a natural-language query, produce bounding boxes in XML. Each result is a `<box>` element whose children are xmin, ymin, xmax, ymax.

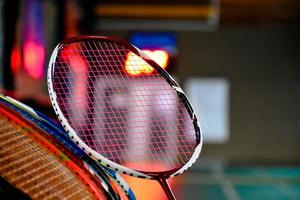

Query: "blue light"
<box><xmin>129</xmin><ymin>32</ymin><xmax>177</xmax><ymax>55</ymax></box>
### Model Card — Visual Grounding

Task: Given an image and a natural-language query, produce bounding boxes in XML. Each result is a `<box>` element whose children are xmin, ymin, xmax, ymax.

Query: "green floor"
<box><xmin>175</xmin><ymin>165</ymin><xmax>300</xmax><ymax>200</ymax></box>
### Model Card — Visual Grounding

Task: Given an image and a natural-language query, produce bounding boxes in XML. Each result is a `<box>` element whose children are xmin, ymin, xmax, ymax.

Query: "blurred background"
<box><xmin>0</xmin><ymin>0</ymin><xmax>300</xmax><ymax>199</ymax></box>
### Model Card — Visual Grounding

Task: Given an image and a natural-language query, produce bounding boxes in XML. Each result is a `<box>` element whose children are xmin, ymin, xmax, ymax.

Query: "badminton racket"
<box><xmin>0</xmin><ymin>103</ymin><xmax>114</xmax><ymax>200</ymax></box>
<box><xmin>0</xmin><ymin>94</ymin><xmax>135</xmax><ymax>200</ymax></box>
<box><xmin>48</xmin><ymin>36</ymin><xmax>202</xmax><ymax>200</ymax></box>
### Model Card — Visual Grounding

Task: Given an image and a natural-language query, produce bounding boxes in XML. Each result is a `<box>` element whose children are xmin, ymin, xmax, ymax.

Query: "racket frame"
<box><xmin>0</xmin><ymin>104</ymin><xmax>111</xmax><ymax>200</ymax></box>
<box><xmin>48</xmin><ymin>35</ymin><xmax>202</xmax><ymax>179</ymax></box>
<box><xmin>0</xmin><ymin>94</ymin><xmax>135</xmax><ymax>200</ymax></box>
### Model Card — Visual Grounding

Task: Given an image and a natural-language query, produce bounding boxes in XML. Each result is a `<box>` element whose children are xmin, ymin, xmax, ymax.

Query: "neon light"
<box><xmin>125</xmin><ymin>50</ymin><xmax>169</xmax><ymax>75</ymax></box>
<box><xmin>23</xmin><ymin>41</ymin><xmax>45</xmax><ymax>79</ymax></box>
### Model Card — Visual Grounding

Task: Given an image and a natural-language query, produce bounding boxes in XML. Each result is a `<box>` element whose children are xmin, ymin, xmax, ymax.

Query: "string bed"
<box><xmin>0</xmin><ymin>108</ymin><xmax>106</xmax><ymax>200</ymax></box>
<box><xmin>52</xmin><ymin>40</ymin><xmax>197</xmax><ymax>173</ymax></box>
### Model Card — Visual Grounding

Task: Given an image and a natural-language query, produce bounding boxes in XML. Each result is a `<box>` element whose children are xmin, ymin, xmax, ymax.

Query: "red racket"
<box><xmin>0</xmin><ymin>104</ymin><xmax>113</xmax><ymax>199</ymax></box>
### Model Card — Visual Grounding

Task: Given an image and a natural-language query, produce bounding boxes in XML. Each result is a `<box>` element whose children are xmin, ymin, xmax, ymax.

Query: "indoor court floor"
<box><xmin>174</xmin><ymin>163</ymin><xmax>300</xmax><ymax>200</ymax></box>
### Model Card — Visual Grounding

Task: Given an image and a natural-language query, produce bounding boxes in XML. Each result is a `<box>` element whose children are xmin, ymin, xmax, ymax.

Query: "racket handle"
<box><xmin>157</xmin><ymin>178</ymin><xmax>176</xmax><ymax>200</ymax></box>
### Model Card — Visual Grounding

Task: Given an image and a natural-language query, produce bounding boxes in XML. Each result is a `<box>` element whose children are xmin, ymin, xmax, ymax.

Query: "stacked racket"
<box><xmin>0</xmin><ymin>100</ymin><xmax>112</xmax><ymax>199</ymax></box>
<box><xmin>47</xmin><ymin>36</ymin><xmax>203</xmax><ymax>200</ymax></box>
<box><xmin>0</xmin><ymin>94</ymin><xmax>135</xmax><ymax>200</ymax></box>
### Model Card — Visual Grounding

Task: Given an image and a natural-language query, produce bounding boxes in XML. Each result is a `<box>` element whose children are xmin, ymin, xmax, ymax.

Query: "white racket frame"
<box><xmin>47</xmin><ymin>36</ymin><xmax>203</xmax><ymax>179</ymax></box>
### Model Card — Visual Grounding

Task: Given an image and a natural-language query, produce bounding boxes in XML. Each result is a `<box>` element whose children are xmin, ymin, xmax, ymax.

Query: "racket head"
<box><xmin>0</xmin><ymin>103</ymin><xmax>112</xmax><ymax>200</ymax></box>
<box><xmin>48</xmin><ymin>36</ymin><xmax>202</xmax><ymax>178</ymax></box>
<box><xmin>0</xmin><ymin>95</ymin><xmax>135</xmax><ymax>200</ymax></box>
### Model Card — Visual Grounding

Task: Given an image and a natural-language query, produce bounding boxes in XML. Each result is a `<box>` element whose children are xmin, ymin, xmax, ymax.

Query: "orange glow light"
<box><xmin>123</xmin><ymin>162</ymin><xmax>174</xmax><ymax>200</ymax></box>
<box><xmin>125</xmin><ymin>50</ymin><xmax>169</xmax><ymax>75</ymax></box>
<box><xmin>143</xmin><ymin>50</ymin><xmax>169</xmax><ymax>69</ymax></box>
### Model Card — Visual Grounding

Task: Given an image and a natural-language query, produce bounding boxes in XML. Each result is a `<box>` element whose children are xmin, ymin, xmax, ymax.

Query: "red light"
<box><xmin>23</xmin><ymin>41</ymin><xmax>45</xmax><ymax>79</ymax></box>
<box><xmin>11</xmin><ymin>46</ymin><xmax>21</xmax><ymax>74</ymax></box>
<box><xmin>61</xmin><ymin>44</ymin><xmax>88</xmax><ymax>113</ymax></box>
<box><xmin>61</xmin><ymin>45</ymin><xmax>87</xmax><ymax>73</ymax></box>
<box><xmin>125</xmin><ymin>50</ymin><xmax>169</xmax><ymax>75</ymax></box>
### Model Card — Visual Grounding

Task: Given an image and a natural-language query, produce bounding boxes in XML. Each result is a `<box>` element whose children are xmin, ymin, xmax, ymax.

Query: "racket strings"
<box><xmin>0</xmin><ymin>114</ymin><xmax>104</xmax><ymax>199</ymax></box>
<box><xmin>53</xmin><ymin>40</ymin><xmax>197</xmax><ymax>172</ymax></box>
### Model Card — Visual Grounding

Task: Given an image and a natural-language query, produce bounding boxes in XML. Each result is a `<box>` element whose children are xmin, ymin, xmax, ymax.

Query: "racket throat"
<box><xmin>157</xmin><ymin>178</ymin><xmax>176</xmax><ymax>200</ymax></box>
